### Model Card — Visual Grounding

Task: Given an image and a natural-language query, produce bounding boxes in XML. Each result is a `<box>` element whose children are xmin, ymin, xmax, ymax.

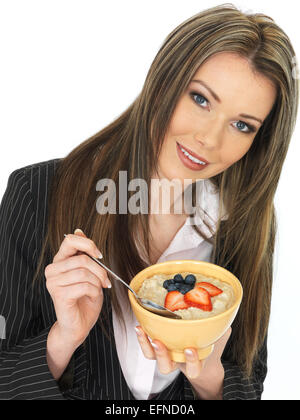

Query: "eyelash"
<box><xmin>189</xmin><ymin>92</ymin><xmax>257</xmax><ymax>134</ymax></box>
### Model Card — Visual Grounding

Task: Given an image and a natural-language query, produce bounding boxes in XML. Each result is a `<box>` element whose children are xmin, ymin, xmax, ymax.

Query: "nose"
<box><xmin>195</xmin><ymin>113</ymin><xmax>223</xmax><ymax>149</ymax></box>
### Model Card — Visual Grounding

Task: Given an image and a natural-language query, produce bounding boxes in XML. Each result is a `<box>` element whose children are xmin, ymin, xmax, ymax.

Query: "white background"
<box><xmin>0</xmin><ymin>0</ymin><xmax>299</xmax><ymax>400</ymax></box>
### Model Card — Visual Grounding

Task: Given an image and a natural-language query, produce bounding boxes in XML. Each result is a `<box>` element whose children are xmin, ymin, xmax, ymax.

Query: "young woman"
<box><xmin>0</xmin><ymin>4</ymin><xmax>298</xmax><ymax>400</ymax></box>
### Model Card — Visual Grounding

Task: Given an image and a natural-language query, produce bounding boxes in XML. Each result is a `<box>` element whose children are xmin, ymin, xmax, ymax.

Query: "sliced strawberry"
<box><xmin>184</xmin><ymin>287</ymin><xmax>212</xmax><ymax>311</ymax></box>
<box><xmin>196</xmin><ymin>282</ymin><xmax>223</xmax><ymax>297</ymax></box>
<box><xmin>164</xmin><ymin>291</ymin><xmax>190</xmax><ymax>312</ymax></box>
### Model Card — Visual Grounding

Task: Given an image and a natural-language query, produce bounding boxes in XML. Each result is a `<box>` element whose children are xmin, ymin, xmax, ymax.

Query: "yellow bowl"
<box><xmin>128</xmin><ymin>260</ymin><xmax>243</xmax><ymax>363</ymax></box>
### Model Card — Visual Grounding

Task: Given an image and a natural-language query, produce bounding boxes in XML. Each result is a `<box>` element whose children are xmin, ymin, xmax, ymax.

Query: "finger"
<box><xmin>72</xmin><ymin>229</ymin><xmax>110</xmax><ymax>288</ymax></box>
<box><xmin>223</xmin><ymin>327</ymin><xmax>232</xmax><ymax>342</ymax></box>
<box><xmin>74</xmin><ymin>228</ymin><xmax>86</xmax><ymax>237</ymax></box>
<box><xmin>150</xmin><ymin>340</ymin><xmax>178</xmax><ymax>375</ymax></box>
<box><xmin>212</xmin><ymin>327</ymin><xmax>232</xmax><ymax>360</ymax></box>
<box><xmin>184</xmin><ymin>348</ymin><xmax>203</xmax><ymax>380</ymax></box>
<box><xmin>56</xmin><ymin>281</ymin><xmax>102</xmax><ymax>304</ymax></box>
<box><xmin>74</xmin><ymin>229</ymin><xmax>87</xmax><ymax>256</ymax></box>
<box><xmin>53</xmin><ymin>232</ymin><xmax>102</xmax><ymax>263</ymax></box>
<box><xmin>46</xmin><ymin>266</ymin><xmax>106</xmax><ymax>295</ymax></box>
<box><xmin>135</xmin><ymin>326</ymin><xmax>156</xmax><ymax>360</ymax></box>
<box><xmin>46</xmin><ymin>254</ymin><xmax>111</xmax><ymax>288</ymax></box>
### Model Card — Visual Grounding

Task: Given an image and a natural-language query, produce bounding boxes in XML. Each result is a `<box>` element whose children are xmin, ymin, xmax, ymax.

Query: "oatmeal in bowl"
<box><xmin>128</xmin><ymin>260</ymin><xmax>243</xmax><ymax>362</ymax></box>
<box><xmin>137</xmin><ymin>272</ymin><xmax>235</xmax><ymax>320</ymax></box>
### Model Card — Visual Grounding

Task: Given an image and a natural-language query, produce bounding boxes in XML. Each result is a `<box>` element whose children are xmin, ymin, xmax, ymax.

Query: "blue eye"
<box><xmin>191</xmin><ymin>93</ymin><xmax>208</xmax><ymax>107</ymax></box>
<box><xmin>234</xmin><ymin>121</ymin><xmax>252</xmax><ymax>133</ymax></box>
<box><xmin>190</xmin><ymin>91</ymin><xmax>257</xmax><ymax>135</ymax></box>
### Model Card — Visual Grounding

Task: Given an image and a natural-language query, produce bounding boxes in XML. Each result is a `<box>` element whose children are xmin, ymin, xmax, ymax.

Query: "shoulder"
<box><xmin>6</xmin><ymin>158</ymin><xmax>63</xmax><ymax>240</ymax></box>
<box><xmin>4</xmin><ymin>158</ymin><xmax>62</xmax><ymax>208</ymax></box>
<box><xmin>7</xmin><ymin>158</ymin><xmax>63</xmax><ymax>208</ymax></box>
<box><xmin>9</xmin><ymin>158</ymin><xmax>63</xmax><ymax>191</ymax></box>
<box><xmin>9</xmin><ymin>157</ymin><xmax>62</xmax><ymax>174</ymax></box>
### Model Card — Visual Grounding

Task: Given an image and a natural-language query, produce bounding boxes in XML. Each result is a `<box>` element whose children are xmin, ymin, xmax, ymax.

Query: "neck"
<box><xmin>149</xmin><ymin>170</ymin><xmax>188</xmax><ymax>217</ymax></box>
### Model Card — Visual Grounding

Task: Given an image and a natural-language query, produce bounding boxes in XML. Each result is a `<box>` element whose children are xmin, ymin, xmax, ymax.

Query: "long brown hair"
<box><xmin>33</xmin><ymin>3</ymin><xmax>299</xmax><ymax>377</ymax></box>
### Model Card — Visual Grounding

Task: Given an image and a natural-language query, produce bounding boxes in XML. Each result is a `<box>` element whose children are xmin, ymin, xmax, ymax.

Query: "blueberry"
<box><xmin>179</xmin><ymin>284</ymin><xmax>194</xmax><ymax>294</ymax></box>
<box><xmin>163</xmin><ymin>280</ymin><xmax>172</xmax><ymax>289</ymax></box>
<box><xmin>167</xmin><ymin>284</ymin><xmax>179</xmax><ymax>292</ymax></box>
<box><xmin>173</xmin><ymin>274</ymin><xmax>184</xmax><ymax>283</ymax></box>
<box><xmin>184</xmin><ymin>274</ymin><xmax>196</xmax><ymax>285</ymax></box>
<box><xmin>163</xmin><ymin>279</ymin><xmax>176</xmax><ymax>290</ymax></box>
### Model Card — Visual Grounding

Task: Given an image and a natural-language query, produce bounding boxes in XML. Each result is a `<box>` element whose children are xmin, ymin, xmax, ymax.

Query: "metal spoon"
<box><xmin>64</xmin><ymin>234</ymin><xmax>181</xmax><ymax>319</ymax></box>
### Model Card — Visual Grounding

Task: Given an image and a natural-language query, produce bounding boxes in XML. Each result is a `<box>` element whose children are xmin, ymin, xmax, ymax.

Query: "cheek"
<box><xmin>167</xmin><ymin>104</ymin><xmax>196</xmax><ymax>137</ymax></box>
<box><xmin>221</xmin><ymin>138</ymin><xmax>254</xmax><ymax>165</ymax></box>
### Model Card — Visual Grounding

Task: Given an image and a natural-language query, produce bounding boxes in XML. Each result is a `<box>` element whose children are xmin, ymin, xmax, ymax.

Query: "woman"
<box><xmin>0</xmin><ymin>4</ymin><xmax>298</xmax><ymax>400</ymax></box>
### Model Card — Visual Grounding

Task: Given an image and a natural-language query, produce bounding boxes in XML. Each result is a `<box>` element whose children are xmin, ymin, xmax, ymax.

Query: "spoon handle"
<box><xmin>89</xmin><ymin>254</ymin><xmax>138</xmax><ymax>297</ymax></box>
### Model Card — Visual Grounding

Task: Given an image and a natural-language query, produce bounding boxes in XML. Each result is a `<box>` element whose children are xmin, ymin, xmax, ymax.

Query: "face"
<box><xmin>156</xmin><ymin>52</ymin><xmax>277</xmax><ymax>184</ymax></box>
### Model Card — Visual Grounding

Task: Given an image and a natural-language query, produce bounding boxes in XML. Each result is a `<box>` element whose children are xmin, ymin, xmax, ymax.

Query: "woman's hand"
<box><xmin>135</xmin><ymin>325</ymin><xmax>231</xmax><ymax>400</ymax></box>
<box><xmin>45</xmin><ymin>229</ymin><xmax>111</xmax><ymax>349</ymax></box>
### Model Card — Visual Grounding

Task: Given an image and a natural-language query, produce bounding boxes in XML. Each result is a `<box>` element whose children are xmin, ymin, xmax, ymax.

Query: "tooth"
<box><xmin>180</xmin><ymin>145</ymin><xmax>205</xmax><ymax>165</ymax></box>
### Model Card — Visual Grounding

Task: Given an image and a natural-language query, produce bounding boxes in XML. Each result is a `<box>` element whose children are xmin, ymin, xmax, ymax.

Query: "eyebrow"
<box><xmin>191</xmin><ymin>79</ymin><xmax>264</xmax><ymax>124</ymax></box>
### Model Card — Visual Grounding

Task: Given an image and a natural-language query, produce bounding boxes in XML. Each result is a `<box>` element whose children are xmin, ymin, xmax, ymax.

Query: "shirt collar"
<box><xmin>161</xmin><ymin>179</ymin><xmax>228</xmax><ymax>256</ymax></box>
<box><xmin>186</xmin><ymin>178</ymin><xmax>228</xmax><ymax>229</ymax></box>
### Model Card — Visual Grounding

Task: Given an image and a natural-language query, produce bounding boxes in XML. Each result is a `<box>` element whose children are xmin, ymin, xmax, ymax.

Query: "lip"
<box><xmin>176</xmin><ymin>142</ymin><xmax>210</xmax><ymax>172</ymax></box>
<box><xmin>176</xmin><ymin>142</ymin><xmax>210</xmax><ymax>164</ymax></box>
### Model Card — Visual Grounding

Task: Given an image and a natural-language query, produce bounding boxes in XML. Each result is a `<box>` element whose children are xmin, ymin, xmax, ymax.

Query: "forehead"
<box><xmin>192</xmin><ymin>52</ymin><xmax>277</xmax><ymax>120</ymax></box>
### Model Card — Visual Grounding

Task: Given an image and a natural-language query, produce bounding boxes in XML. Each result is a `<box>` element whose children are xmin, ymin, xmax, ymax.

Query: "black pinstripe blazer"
<box><xmin>0</xmin><ymin>159</ymin><xmax>267</xmax><ymax>400</ymax></box>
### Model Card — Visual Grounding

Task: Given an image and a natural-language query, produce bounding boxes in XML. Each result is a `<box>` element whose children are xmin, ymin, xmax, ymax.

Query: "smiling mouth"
<box><xmin>176</xmin><ymin>142</ymin><xmax>210</xmax><ymax>172</ymax></box>
<box><xmin>176</xmin><ymin>142</ymin><xmax>209</xmax><ymax>165</ymax></box>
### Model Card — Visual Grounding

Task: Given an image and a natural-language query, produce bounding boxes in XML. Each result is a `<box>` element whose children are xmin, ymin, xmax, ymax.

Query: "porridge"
<box><xmin>137</xmin><ymin>272</ymin><xmax>235</xmax><ymax>319</ymax></box>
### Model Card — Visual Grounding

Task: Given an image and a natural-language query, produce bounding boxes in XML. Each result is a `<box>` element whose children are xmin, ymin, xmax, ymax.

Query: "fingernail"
<box><xmin>151</xmin><ymin>342</ymin><xmax>158</xmax><ymax>351</ymax></box>
<box><xmin>74</xmin><ymin>228</ymin><xmax>84</xmax><ymax>234</ymax></box>
<box><xmin>96</xmin><ymin>250</ymin><xmax>103</xmax><ymax>259</ymax></box>
<box><xmin>135</xmin><ymin>327</ymin><xmax>141</xmax><ymax>335</ymax></box>
<box><xmin>106</xmin><ymin>279</ymin><xmax>112</xmax><ymax>288</ymax></box>
<box><xmin>184</xmin><ymin>349</ymin><xmax>194</xmax><ymax>358</ymax></box>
